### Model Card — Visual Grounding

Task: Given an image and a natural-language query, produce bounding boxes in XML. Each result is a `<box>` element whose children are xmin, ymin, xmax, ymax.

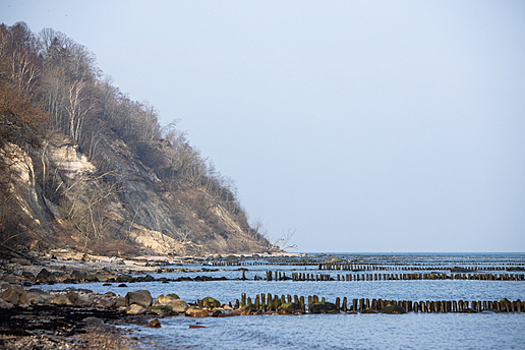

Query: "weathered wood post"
<box><xmin>342</xmin><ymin>297</ymin><xmax>348</xmax><ymax>312</ymax></box>
<box><xmin>300</xmin><ymin>296</ymin><xmax>305</xmax><ymax>313</ymax></box>
<box><xmin>241</xmin><ymin>293</ymin><xmax>246</xmax><ymax>307</ymax></box>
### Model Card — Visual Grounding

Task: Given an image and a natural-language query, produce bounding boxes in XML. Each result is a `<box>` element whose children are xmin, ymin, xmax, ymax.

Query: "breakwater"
<box><xmin>266</xmin><ymin>270</ymin><xmax>525</xmax><ymax>281</ymax></box>
<box><xmin>235</xmin><ymin>292</ymin><xmax>523</xmax><ymax>314</ymax></box>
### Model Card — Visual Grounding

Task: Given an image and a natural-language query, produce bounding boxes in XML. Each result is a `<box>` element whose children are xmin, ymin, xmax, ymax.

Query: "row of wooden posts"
<box><xmin>235</xmin><ymin>293</ymin><xmax>524</xmax><ymax>313</ymax></box>
<box><xmin>209</xmin><ymin>261</ymin><xmax>524</xmax><ymax>271</ymax></box>
<box><xmin>265</xmin><ymin>271</ymin><xmax>525</xmax><ymax>282</ymax></box>
<box><xmin>318</xmin><ymin>263</ymin><xmax>523</xmax><ymax>271</ymax></box>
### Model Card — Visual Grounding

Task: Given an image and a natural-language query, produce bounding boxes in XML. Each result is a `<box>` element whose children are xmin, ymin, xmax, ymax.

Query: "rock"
<box><xmin>0</xmin><ymin>285</ymin><xmax>29</xmax><ymax>306</ymax></box>
<box><xmin>166</xmin><ymin>293</ymin><xmax>180</xmax><ymax>300</ymax></box>
<box><xmin>153</xmin><ymin>294</ymin><xmax>179</xmax><ymax>305</ymax></box>
<box><xmin>129</xmin><ymin>315</ymin><xmax>148</xmax><ymax>325</ymax></box>
<box><xmin>380</xmin><ymin>303</ymin><xmax>406</xmax><ymax>314</ymax></box>
<box><xmin>309</xmin><ymin>302</ymin><xmax>340</xmax><ymax>314</ymax></box>
<box><xmin>127</xmin><ymin>304</ymin><xmax>147</xmax><ymax>315</ymax></box>
<box><xmin>0</xmin><ymin>300</ymin><xmax>13</xmax><ymax>309</ymax></box>
<box><xmin>66</xmin><ymin>292</ymin><xmax>92</xmax><ymax>307</ymax></box>
<box><xmin>11</xmin><ymin>258</ymin><xmax>31</xmax><ymax>265</ymax></box>
<box><xmin>278</xmin><ymin>302</ymin><xmax>302</xmax><ymax>314</ymax></box>
<box><xmin>146</xmin><ymin>318</ymin><xmax>161</xmax><ymax>328</ymax></box>
<box><xmin>125</xmin><ymin>290</ymin><xmax>153</xmax><ymax>308</ymax></box>
<box><xmin>170</xmin><ymin>300</ymin><xmax>189</xmax><ymax>313</ymax></box>
<box><xmin>113</xmin><ymin>297</ymin><xmax>126</xmax><ymax>308</ymax></box>
<box><xmin>36</xmin><ymin>268</ymin><xmax>56</xmax><ymax>283</ymax></box>
<box><xmin>324</xmin><ymin>256</ymin><xmax>342</xmax><ymax>264</ymax></box>
<box><xmin>361</xmin><ymin>308</ymin><xmax>378</xmax><ymax>314</ymax></box>
<box><xmin>148</xmin><ymin>305</ymin><xmax>173</xmax><ymax>316</ymax></box>
<box><xmin>97</xmin><ymin>298</ymin><xmax>114</xmax><ymax>308</ymax></box>
<box><xmin>118</xmin><ymin>284</ymin><xmax>128</xmax><ymax>287</ymax></box>
<box><xmin>26</xmin><ymin>289</ymin><xmax>53</xmax><ymax>302</ymax></box>
<box><xmin>82</xmin><ymin>317</ymin><xmax>103</xmax><ymax>326</ymax></box>
<box><xmin>51</xmin><ymin>294</ymin><xmax>73</xmax><ymax>306</ymax></box>
<box><xmin>21</xmin><ymin>271</ymin><xmax>36</xmax><ymax>281</ymax></box>
<box><xmin>185</xmin><ymin>307</ymin><xmax>210</xmax><ymax>317</ymax></box>
<box><xmin>199</xmin><ymin>297</ymin><xmax>221</xmax><ymax>309</ymax></box>
<box><xmin>70</xmin><ymin>270</ymin><xmax>88</xmax><ymax>281</ymax></box>
<box><xmin>211</xmin><ymin>309</ymin><xmax>226</xmax><ymax>317</ymax></box>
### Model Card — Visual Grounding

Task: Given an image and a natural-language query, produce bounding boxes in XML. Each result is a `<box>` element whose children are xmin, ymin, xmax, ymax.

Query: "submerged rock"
<box><xmin>147</xmin><ymin>318</ymin><xmax>161</xmax><ymax>328</ymax></box>
<box><xmin>278</xmin><ymin>302</ymin><xmax>302</xmax><ymax>314</ymax></box>
<box><xmin>185</xmin><ymin>307</ymin><xmax>210</xmax><ymax>317</ymax></box>
<box><xmin>309</xmin><ymin>301</ymin><xmax>339</xmax><ymax>314</ymax></box>
<box><xmin>380</xmin><ymin>303</ymin><xmax>406</xmax><ymax>314</ymax></box>
<box><xmin>199</xmin><ymin>297</ymin><xmax>220</xmax><ymax>309</ymax></box>
<box><xmin>148</xmin><ymin>305</ymin><xmax>173</xmax><ymax>316</ymax></box>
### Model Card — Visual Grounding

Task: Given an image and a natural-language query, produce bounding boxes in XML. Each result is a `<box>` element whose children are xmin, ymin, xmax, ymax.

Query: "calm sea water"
<box><xmin>41</xmin><ymin>253</ymin><xmax>525</xmax><ymax>349</ymax></box>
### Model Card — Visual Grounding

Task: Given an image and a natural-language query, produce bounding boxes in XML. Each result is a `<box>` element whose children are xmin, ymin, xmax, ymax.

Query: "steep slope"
<box><xmin>0</xmin><ymin>22</ymin><xmax>270</xmax><ymax>257</ymax></box>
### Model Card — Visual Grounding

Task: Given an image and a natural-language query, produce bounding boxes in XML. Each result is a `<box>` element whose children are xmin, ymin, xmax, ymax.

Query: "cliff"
<box><xmin>0</xmin><ymin>22</ymin><xmax>270</xmax><ymax>257</ymax></box>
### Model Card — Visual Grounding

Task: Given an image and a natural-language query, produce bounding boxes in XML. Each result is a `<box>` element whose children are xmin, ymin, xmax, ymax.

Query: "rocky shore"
<box><xmin>0</xmin><ymin>248</ymin><xmax>299</xmax><ymax>349</ymax></box>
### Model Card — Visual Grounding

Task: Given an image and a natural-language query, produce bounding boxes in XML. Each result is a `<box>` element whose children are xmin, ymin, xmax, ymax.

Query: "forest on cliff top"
<box><xmin>0</xmin><ymin>22</ymin><xmax>272</xmax><ymax>256</ymax></box>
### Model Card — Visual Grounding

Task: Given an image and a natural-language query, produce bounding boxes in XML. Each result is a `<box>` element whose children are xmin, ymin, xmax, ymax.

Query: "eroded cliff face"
<box><xmin>2</xmin><ymin>133</ymin><xmax>270</xmax><ymax>257</ymax></box>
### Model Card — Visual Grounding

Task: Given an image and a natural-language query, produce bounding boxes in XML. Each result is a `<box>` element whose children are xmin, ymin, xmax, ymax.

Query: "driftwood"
<box><xmin>0</xmin><ymin>243</ymin><xmax>44</xmax><ymax>266</ymax></box>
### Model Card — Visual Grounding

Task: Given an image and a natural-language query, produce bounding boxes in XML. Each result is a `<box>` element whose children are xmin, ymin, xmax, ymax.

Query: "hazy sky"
<box><xmin>3</xmin><ymin>1</ymin><xmax>525</xmax><ymax>252</ymax></box>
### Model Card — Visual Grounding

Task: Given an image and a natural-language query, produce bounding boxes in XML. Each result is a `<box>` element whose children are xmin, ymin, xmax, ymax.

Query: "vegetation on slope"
<box><xmin>0</xmin><ymin>22</ymin><xmax>270</xmax><ymax>256</ymax></box>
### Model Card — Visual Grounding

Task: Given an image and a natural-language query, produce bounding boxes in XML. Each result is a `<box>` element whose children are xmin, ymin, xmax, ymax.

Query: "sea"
<box><xmin>41</xmin><ymin>253</ymin><xmax>525</xmax><ymax>349</ymax></box>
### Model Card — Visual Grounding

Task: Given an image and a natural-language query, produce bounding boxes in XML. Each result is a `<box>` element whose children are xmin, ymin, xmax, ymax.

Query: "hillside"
<box><xmin>0</xmin><ymin>22</ymin><xmax>271</xmax><ymax>257</ymax></box>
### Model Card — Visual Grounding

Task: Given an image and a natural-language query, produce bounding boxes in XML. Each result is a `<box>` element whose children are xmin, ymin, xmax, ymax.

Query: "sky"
<box><xmin>3</xmin><ymin>1</ymin><xmax>525</xmax><ymax>253</ymax></box>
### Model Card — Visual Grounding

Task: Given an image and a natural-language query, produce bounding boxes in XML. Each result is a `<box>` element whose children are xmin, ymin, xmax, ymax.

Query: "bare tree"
<box><xmin>268</xmin><ymin>229</ymin><xmax>298</xmax><ymax>253</ymax></box>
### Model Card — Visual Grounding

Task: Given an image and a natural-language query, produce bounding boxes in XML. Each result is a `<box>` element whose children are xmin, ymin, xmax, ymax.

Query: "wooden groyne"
<box><xmin>265</xmin><ymin>271</ymin><xmax>525</xmax><ymax>282</ymax></box>
<box><xmin>235</xmin><ymin>293</ymin><xmax>524</xmax><ymax>314</ymax></box>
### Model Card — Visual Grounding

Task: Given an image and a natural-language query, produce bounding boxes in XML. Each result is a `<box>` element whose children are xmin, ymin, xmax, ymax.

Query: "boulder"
<box><xmin>146</xmin><ymin>318</ymin><xmax>161</xmax><ymax>328</ymax></box>
<box><xmin>36</xmin><ymin>268</ymin><xmax>56</xmax><ymax>283</ymax></box>
<box><xmin>113</xmin><ymin>297</ymin><xmax>126</xmax><ymax>308</ymax></box>
<box><xmin>380</xmin><ymin>303</ymin><xmax>406</xmax><ymax>314</ymax></box>
<box><xmin>309</xmin><ymin>302</ymin><xmax>340</xmax><ymax>314</ymax></box>
<box><xmin>148</xmin><ymin>305</ymin><xmax>173</xmax><ymax>316</ymax></box>
<box><xmin>125</xmin><ymin>290</ymin><xmax>152</xmax><ymax>308</ymax></box>
<box><xmin>278</xmin><ymin>302</ymin><xmax>302</xmax><ymax>314</ymax></box>
<box><xmin>0</xmin><ymin>285</ymin><xmax>29</xmax><ymax>306</ymax></box>
<box><xmin>66</xmin><ymin>292</ymin><xmax>92</xmax><ymax>307</ymax></box>
<box><xmin>21</xmin><ymin>271</ymin><xmax>36</xmax><ymax>281</ymax></box>
<box><xmin>51</xmin><ymin>295</ymin><xmax>73</xmax><ymax>306</ymax></box>
<box><xmin>199</xmin><ymin>297</ymin><xmax>221</xmax><ymax>309</ymax></box>
<box><xmin>185</xmin><ymin>307</ymin><xmax>210</xmax><ymax>317</ymax></box>
<box><xmin>169</xmin><ymin>300</ymin><xmax>189</xmax><ymax>313</ymax></box>
<box><xmin>127</xmin><ymin>304</ymin><xmax>147</xmax><ymax>315</ymax></box>
<box><xmin>153</xmin><ymin>294</ymin><xmax>179</xmax><ymax>306</ymax></box>
<box><xmin>96</xmin><ymin>298</ymin><xmax>114</xmax><ymax>308</ymax></box>
<box><xmin>361</xmin><ymin>308</ymin><xmax>378</xmax><ymax>314</ymax></box>
<box><xmin>82</xmin><ymin>317</ymin><xmax>103</xmax><ymax>326</ymax></box>
<box><xmin>70</xmin><ymin>270</ymin><xmax>88</xmax><ymax>281</ymax></box>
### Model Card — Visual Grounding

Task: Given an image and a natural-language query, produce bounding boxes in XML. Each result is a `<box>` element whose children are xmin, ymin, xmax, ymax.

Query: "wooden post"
<box><xmin>342</xmin><ymin>297</ymin><xmax>348</xmax><ymax>312</ymax></box>
<box><xmin>241</xmin><ymin>293</ymin><xmax>246</xmax><ymax>307</ymax></box>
